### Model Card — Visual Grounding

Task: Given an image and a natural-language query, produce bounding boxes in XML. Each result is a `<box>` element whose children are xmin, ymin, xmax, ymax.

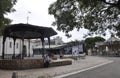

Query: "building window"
<box><xmin>9</xmin><ymin>42</ymin><xmax>12</xmax><ymax>48</ymax></box>
<box><xmin>16</xmin><ymin>43</ymin><xmax>18</xmax><ymax>49</ymax></box>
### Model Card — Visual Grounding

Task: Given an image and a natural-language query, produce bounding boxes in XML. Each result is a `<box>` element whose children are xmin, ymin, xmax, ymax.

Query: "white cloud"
<box><xmin>7</xmin><ymin>0</ymin><xmax>109</xmax><ymax>42</ymax></box>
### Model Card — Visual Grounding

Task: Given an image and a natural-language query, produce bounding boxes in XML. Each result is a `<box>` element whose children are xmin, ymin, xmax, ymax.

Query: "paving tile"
<box><xmin>0</xmin><ymin>56</ymin><xmax>110</xmax><ymax>78</ymax></box>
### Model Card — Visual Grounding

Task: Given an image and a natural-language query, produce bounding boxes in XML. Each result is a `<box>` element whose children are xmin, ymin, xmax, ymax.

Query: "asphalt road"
<box><xmin>64</xmin><ymin>57</ymin><xmax>120</xmax><ymax>78</ymax></box>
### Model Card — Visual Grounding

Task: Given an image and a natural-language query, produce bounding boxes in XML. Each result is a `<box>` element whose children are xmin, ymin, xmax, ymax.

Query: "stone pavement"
<box><xmin>0</xmin><ymin>56</ymin><xmax>111</xmax><ymax>78</ymax></box>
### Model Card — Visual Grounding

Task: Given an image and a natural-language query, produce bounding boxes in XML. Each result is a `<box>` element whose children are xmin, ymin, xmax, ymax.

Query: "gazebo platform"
<box><xmin>0</xmin><ymin>59</ymin><xmax>72</xmax><ymax>70</ymax></box>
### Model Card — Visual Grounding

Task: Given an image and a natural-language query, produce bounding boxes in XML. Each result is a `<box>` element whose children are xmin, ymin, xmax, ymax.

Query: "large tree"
<box><xmin>49</xmin><ymin>0</ymin><xmax>120</xmax><ymax>36</ymax></box>
<box><xmin>85</xmin><ymin>36</ymin><xmax>105</xmax><ymax>49</ymax></box>
<box><xmin>0</xmin><ymin>0</ymin><xmax>17</xmax><ymax>32</ymax></box>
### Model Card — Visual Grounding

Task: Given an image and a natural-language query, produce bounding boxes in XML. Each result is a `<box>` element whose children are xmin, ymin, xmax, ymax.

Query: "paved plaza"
<box><xmin>0</xmin><ymin>56</ymin><xmax>111</xmax><ymax>78</ymax></box>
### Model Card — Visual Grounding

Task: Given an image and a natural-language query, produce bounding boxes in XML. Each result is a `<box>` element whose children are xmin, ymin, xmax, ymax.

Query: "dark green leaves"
<box><xmin>85</xmin><ymin>36</ymin><xmax>105</xmax><ymax>49</ymax></box>
<box><xmin>48</xmin><ymin>0</ymin><xmax>120</xmax><ymax>37</ymax></box>
<box><xmin>0</xmin><ymin>0</ymin><xmax>17</xmax><ymax>33</ymax></box>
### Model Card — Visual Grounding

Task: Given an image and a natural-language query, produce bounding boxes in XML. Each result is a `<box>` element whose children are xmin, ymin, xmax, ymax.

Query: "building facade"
<box><xmin>0</xmin><ymin>36</ymin><xmax>35</xmax><ymax>58</ymax></box>
<box><xmin>0</xmin><ymin>36</ymin><xmax>64</xmax><ymax>58</ymax></box>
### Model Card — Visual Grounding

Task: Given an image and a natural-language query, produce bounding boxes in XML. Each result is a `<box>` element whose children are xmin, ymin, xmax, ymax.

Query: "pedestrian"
<box><xmin>73</xmin><ymin>51</ymin><xmax>78</xmax><ymax>60</ymax></box>
<box><xmin>44</xmin><ymin>54</ymin><xmax>50</xmax><ymax>68</ymax></box>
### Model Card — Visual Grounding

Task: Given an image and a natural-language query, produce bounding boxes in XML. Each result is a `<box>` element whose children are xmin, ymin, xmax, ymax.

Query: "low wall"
<box><xmin>0</xmin><ymin>59</ymin><xmax>44</xmax><ymax>70</ymax></box>
<box><xmin>50</xmin><ymin>60</ymin><xmax>72</xmax><ymax>67</ymax></box>
<box><xmin>0</xmin><ymin>59</ymin><xmax>72</xmax><ymax>70</ymax></box>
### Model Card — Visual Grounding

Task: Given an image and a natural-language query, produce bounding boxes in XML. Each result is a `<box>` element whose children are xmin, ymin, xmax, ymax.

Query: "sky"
<box><xmin>7</xmin><ymin>0</ymin><xmax>111</xmax><ymax>42</ymax></box>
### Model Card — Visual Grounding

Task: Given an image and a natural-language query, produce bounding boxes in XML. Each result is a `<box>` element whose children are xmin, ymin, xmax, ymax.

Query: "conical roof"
<box><xmin>3</xmin><ymin>23</ymin><xmax>57</xmax><ymax>39</ymax></box>
<box><xmin>106</xmin><ymin>34</ymin><xmax>120</xmax><ymax>42</ymax></box>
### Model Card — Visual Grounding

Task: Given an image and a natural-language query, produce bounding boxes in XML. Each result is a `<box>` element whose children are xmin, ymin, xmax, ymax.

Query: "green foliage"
<box><xmin>0</xmin><ymin>0</ymin><xmax>17</xmax><ymax>35</ymax></box>
<box><xmin>85</xmin><ymin>36</ymin><xmax>105</xmax><ymax>49</ymax></box>
<box><xmin>94</xmin><ymin>36</ymin><xmax>105</xmax><ymax>42</ymax></box>
<box><xmin>48</xmin><ymin>0</ymin><xmax>120</xmax><ymax>37</ymax></box>
<box><xmin>85</xmin><ymin>37</ymin><xmax>94</xmax><ymax>49</ymax></box>
<box><xmin>38</xmin><ymin>76</ymin><xmax>45</xmax><ymax>78</ymax></box>
<box><xmin>66</xmin><ymin>40</ymin><xmax>80</xmax><ymax>46</ymax></box>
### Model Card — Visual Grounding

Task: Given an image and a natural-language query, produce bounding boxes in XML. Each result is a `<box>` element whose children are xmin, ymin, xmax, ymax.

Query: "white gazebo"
<box><xmin>96</xmin><ymin>34</ymin><xmax>120</xmax><ymax>56</ymax></box>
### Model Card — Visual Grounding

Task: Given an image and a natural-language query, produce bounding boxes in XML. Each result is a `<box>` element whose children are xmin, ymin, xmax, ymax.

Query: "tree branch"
<box><xmin>102</xmin><ymin>0</ymin><xmax>116</xmax><ymax>5</ymax></box>
<box><xmin>102</xmin><ymin>0</ymin><xmax>120</xmax><ymax>10</ymax></box>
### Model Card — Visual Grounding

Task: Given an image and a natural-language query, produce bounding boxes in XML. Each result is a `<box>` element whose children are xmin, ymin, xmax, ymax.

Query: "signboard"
<box><xmin>78</xmin><ymin>44</ymin><xmax>83</xmax><ymax>52</ymax></box>
<box><xmin>72</xmin><ymin>46</ymin><xmax>79</xmax><ymax>56</ymax></box>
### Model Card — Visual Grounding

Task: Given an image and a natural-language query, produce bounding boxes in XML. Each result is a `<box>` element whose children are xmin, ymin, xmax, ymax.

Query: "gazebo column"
<box><xmin>2</xmin><ymin>36</ymin><xmax>6</xmax><ymax>59</ymax></box>
<box><xmin>21</xmin><ymin>39</ymin><xmax>24</xmax><ymax>59</ymax></box>
<box><xmin>28</xmin><ymin>39</ymin><xmax>30</xmax><ymax>57</ymax></box>
<box><xmin>41</xmin><ymin>37</ymin><xmax>45</xmax><ymax>57</ymax></box>
<box><xmin>13</xmin><ymin>38</ymin><xmax>16</xmax><ymax>59</ymax></box>
<box><xmin>47</xmin><ymin>37</ymin><xmax>51</xmax><ymax>48</ymax></box>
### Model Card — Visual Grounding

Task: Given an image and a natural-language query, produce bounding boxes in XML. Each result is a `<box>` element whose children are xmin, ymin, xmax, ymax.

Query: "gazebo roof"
<box><xmin>106</xmin><ymin>34</ymin><xmax>120</xmax><ymax>42</ymax></box>
<box><xmin>2</xmin><ymin>23</ymin><xmax>57</xmax><ymax>39</ymax></box>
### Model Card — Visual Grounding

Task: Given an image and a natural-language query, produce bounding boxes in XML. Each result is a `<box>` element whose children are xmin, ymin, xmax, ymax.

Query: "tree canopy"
<box><xmin>48</xmin><ymin>0</ymin><xmax>120</xmax><ymax>36</ymax></box>
<box><xmin>0</xmin><ymin>0</ymin><xmax>17</xmax><ymax>32</ymax></box>
<box><xmin>85</xmin><ymin>36</ymin><xmax>105</xmax><ymax>49</ymax></box>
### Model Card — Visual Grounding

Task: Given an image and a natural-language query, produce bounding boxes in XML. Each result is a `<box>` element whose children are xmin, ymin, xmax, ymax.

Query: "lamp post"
<box><xmin>27</xmin><ymin>11</ymin><xmax>31</xmax><ymax>24</ymax></box>
<box><xmin>27</xmin><ymin>11</ymin><xmax>31</xmax><ymax>57</ymax></box>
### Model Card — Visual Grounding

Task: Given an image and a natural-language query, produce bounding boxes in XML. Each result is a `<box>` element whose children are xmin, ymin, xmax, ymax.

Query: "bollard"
<box><xmin>12</xmin><ymin>71</ymin><xmax>18</xmax><ymax>78</ymax></box>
